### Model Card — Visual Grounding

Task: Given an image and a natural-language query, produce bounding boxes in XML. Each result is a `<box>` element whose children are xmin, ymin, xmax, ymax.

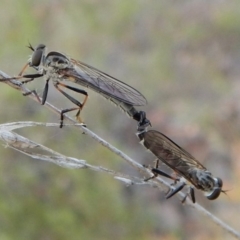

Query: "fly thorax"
<box><xmin>189</xmin><ymin>169</ymin><xmax>215</xmax><ymax>191</ymax></box>
<box><xmin>45</xmin><ymin>55</ymin><xmax>71</xmax><ymax>70</ymax></box>
<box><xmin>43</xmin><ymin>53</ymin><xmax>73</xmax><ymax>82</ymax></box>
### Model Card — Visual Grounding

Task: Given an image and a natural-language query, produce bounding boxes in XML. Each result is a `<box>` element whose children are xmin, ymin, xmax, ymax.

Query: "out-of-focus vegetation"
<box><xmin>0</xmin><ymin>1</ymin><xmax>240</xmax><ymax>239</ymax></box>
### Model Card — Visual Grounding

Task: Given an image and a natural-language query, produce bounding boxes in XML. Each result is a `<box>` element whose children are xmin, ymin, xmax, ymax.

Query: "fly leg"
<box><xmin>165</xmin><ymin>182</ymin><xmax>186</xmax><ymax>200</ymax></box>
<box><xmin>165</xmin><ymin>183</ymin><xmax>195</xmax><ymax>203</ymax></box>
<box><xmin>0</xmin><ymin>73</ymin><xmax>43</xmax><ymax>103</ymax></box>
<box><xmin>18</xmin><ymin>62</ymin><xmax>30</xmax><ymax>76</ymax></box>
<box><xmin>181</xmin><ymin>186</ymin><xmax>195</xmax><ymax>203</ymax></box>
<box><xmin>54</xmin><ymin>82</ymin><xmax>88</xmax><ymax>128</ymax></box>
<box><xmin>144</xmin><ymin>159</ymin><xmax>179</xmax><ymax>182</ymax></box>
<box><xmin>21</xmin><ymin>74</ymin><xmax>46</xmax><ymax>104</ymax></box>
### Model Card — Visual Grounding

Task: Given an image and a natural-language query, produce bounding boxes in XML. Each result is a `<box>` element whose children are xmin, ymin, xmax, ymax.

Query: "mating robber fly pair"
<box><xmin>2</xmin><ymin>43</ymin><xmax>151</xmax><ymax>129</ymax></box>
<box><xmin>0</xmin><ymin>43</ymin><xmax>223</xmax><ymax>203</ymax></box>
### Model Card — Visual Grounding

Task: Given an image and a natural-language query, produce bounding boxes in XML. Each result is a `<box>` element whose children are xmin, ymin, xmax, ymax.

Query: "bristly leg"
<box><xmin>23</xmin><ymin>89</ymin><xmax>41</xmax><ymax>103</ymax></box>
<box><xmin>143</xmin><ymin>159</ymin><xmax>179</xmax><ymax>182</ymax></box>
<box><xmin>41</xmin><ymin>79</ymin><xmax>49</xmax><ymax>105</ymax></box>
<box><xmin>165</xmin><ymin>182</ymin><xmax>186</xmax><ymax>199</ymax></box>
<box><xmin>181</xmin><ymin>186</ymin><xmax>195</xmax><ymax>203</ymax></box>
<box><xmin>189</xmin><ymin>186</ymin><xmax>195</xmax><ymax>203</ymax></box>
<box><xmin>54</xmin><ymin>82</ymin><xmax>88</xmax><ymax>128</ymax></box>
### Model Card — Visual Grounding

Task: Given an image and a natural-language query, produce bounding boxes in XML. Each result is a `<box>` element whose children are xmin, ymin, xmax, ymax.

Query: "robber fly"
<box><xmin>0</xmin><ymin>43</ymin><xmax>150</xmax><ymax>129</ymax></box>
<box><xmin>137</xmin><ymin>128</ymin><xmax>223</xmax><ymax>203</ymax></box>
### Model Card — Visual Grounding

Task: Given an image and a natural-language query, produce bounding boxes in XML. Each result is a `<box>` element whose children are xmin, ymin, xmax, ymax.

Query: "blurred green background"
<box><xmin>0</xmin><ymin>1</ymin><xmax>240</xmax><ymax>239</ymax></box>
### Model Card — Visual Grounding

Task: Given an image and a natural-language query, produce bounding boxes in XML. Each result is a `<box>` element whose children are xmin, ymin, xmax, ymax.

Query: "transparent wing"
<box><xmin>61</xmin><ymin>58</ymin><xmax>147</xmax><ymax>106</ymax></box>
<box><xmin>142</xmin><ymin>130</ymin><xmax>206</xmax><ymax>172</ymax></box>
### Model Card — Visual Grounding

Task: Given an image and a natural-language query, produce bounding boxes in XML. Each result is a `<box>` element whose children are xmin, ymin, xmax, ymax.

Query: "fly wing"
<box><xmin>61</xmin><ymin>59</ymin><xmax>147</xmax><ymax>106</ymax></box>
<box><xmin>141</xmin><ymin>130</ymin><xmax>206</xmax><ymax>177</ymax></box>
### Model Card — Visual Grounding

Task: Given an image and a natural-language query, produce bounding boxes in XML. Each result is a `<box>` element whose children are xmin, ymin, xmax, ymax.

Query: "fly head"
<box><xmin>190</xmin><ymin>169</ymin><xmax>223</xmax><ymax>200</ymax></box>
<box><xmin>205</xmin><ymin>177</ymin><xmax>223</xmax><ymax>200</ymax></box>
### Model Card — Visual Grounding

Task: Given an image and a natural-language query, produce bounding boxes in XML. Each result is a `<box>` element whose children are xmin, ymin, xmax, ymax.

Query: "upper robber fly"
<box><xmin>137</xmin><ymin>128</ymin><xmax>223</xmax><ymax>203</ymax></box>
<box><xmin>2</xmin><ymin>44</ymin><xmax>150</xmax><ymax>128</ymax></box>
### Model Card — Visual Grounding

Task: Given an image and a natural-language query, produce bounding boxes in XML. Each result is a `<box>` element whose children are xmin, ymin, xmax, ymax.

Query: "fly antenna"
<box><xmin>27</xmin><ymin>42</ymin><xmax>34</xmax><ymax>51</ymax></box>
<box><xmin>221</xmin><ymin>188</ymin><xmax>230</xmax><ymax>197</ymax></box>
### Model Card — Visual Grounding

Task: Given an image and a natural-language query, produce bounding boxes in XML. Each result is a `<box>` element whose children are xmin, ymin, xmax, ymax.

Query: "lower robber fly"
<box><xmin>0</xmin><ymin>43</ymin><xmax>151</xmax><ymax>129</ymax></box>
<box><xmin>137</xmin><ymin>127</ymin><xmax>223</xmax><ymax>203</ymax></box>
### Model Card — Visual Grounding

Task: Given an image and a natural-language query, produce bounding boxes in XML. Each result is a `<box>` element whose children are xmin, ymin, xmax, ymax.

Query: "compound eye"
<box><xmin>205</xmin><ymin>178</ymin><xmax>223</xmax><ymax>200</ymax></box>
<box><xmin>31</xmin><ymin>44</ymin><xmax>45</xmax><ymax>67</ymax></box>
